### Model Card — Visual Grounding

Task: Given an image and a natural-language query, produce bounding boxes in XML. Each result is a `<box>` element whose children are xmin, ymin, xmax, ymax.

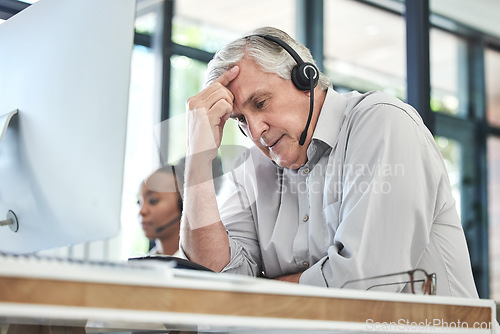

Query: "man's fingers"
<box><xmin>187</xmin><ymin>67</ymin><xmax>238</xmax><ymax>109</ymax></box>
<box><xmin>185</xmin><ymin>66</ymin><xmax>239</xmax><ymax>154</ymax></box>
<box><xmin>211</xmin><ymin>99</ymin><xmax>233</xmax><ymax>123</ymax></box>
<box><xmin>207</xmin><ymin>87</ymin><xmax>234</xmax><ymax>110</ymax></box>
<box><xmin>186</xmin><ymin>86</ymin><xmax>234</xmax><ymax>115</ymax></box>
<box><xmin>214</xmin><ymin>66</ymin><xmax>239</xmax><ymax>87</ymax></box>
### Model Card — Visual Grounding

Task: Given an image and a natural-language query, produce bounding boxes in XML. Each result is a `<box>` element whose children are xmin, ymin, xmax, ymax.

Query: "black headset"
<box><xmin>240</xmin><ymin>34</ymin><xmax>319</xmax><ymax>146</ymax></box>
<box><xmin>254</xmin><ymin>34</ymin><xmax>319</xmax><ymax>91</ymax></box>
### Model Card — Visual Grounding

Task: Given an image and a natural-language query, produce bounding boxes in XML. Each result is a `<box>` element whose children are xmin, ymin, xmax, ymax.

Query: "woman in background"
<box><xmin>138</xmin><ymin>165</ymin><xmax>183</xmax><ymax>256</ymax></box>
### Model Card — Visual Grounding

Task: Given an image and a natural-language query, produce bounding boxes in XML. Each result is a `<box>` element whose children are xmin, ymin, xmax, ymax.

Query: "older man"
<box><xmin>180</xmin><ymin>26</ymin><xmax>478</xmax><ymax>297</ymax></box>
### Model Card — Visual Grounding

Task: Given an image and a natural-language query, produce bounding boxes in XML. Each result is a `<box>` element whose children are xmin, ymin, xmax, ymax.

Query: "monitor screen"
<box><xmin>0</xmin><ymin>0</ymin><xmax>136</xmax><ymax>253</ymax></box>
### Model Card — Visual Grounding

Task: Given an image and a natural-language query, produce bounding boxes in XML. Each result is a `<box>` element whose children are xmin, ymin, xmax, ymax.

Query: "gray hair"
<box><xmin>205</xmin><ymin>27</ymin><xmax>331</xmax><ymax>91</ymax></box>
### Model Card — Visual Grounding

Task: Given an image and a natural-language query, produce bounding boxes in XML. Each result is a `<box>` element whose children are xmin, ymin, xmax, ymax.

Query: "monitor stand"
<box><xmin>0</xmin><ymin>210</ymin><xmax>19</xmax><ymax>232</ymax></box>
<box><xmin>0</xmin><ymin>110</ymin><xmax>20</xmax><ymax>234</ymax></box>
<box><xmin>0</xmin><ymin>109</ymin><xmax>17</xmax><ymax>146</ymax></box>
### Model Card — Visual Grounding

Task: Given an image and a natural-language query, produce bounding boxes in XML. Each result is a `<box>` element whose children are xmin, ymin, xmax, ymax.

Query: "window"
<box><xmin>173</xmin><ymin>0</ymin><xmax>296</xmax><ymax>52</ymax></box>
<box><xmin>435</xmin><ymin>136</ymin><xmax>462</xmax><ymax>213</ymax></box>
<box><xmin>486</xmin><ymin>48</ymin><xmax>500</xmax><ymax>127</ymax></box>
<box><xmin>488</xmin><ymin>137</ymin><xmax>500</xmax><ymax>301</ymax></box>
<box><xmin>430</xmin><ymin>28</ymin><xmax>468</xmax><ymax>117</ymax></box>
<box><xmin>324</xmin><ymin>0</ymin><xmax>406</xmax><ymax>98</ymax></box>
<box><xmin>120</xmin><ymin>44</ymin><xmax>161</xmax><ymax>257</ymax></box>
<box><xmin>167</xmin><ymin>56</ymin><xmax>208</xmax><ymax>164</ymax></box>
<box><xmin>487</xmin><ymin>47</ymin><xmax>500</xmax><ymax>301</ymax></box>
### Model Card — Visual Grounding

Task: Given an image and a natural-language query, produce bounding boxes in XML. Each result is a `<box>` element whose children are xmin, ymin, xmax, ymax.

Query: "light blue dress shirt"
<box><xmin>216</xmin><ymin>88</ymin><xmax>478</xmax><ymax>298</ymax></box>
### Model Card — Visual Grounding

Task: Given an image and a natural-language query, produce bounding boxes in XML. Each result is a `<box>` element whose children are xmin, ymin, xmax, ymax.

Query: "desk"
<box><xmin>0</xmin><ymin>255</ymin><xmax>497</xmax><ymax>333</ymax></box>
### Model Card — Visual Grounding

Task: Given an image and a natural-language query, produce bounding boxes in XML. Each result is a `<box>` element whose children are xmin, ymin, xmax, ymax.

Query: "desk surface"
<box><xmin>0</xmin><ymin>254</ymin><xmax>497</xmax><ymax>333</ymax></box>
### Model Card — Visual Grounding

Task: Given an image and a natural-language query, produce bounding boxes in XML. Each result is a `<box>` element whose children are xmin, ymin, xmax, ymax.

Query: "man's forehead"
<box><xmin>227</xmin><ymin>57</ymin><xmax>273</xmax><ymax>108</ymax></box>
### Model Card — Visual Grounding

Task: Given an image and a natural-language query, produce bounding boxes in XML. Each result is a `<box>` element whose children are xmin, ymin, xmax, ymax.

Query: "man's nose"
<box><xmin>247</xmin><ymin>116</ymin><xmax>269</xmax><ymax>141</ymax></box>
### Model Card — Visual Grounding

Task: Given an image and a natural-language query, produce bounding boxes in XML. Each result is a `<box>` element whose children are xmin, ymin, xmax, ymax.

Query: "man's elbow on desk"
<box><xmin>274</xmin><ymin>272</ymin><xmax>303</xmax><ymax>283</ymax></box>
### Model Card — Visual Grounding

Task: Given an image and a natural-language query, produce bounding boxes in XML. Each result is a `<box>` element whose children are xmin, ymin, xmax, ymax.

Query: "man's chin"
<box><xmin>261</xmin><ymin>147</ymin><xmax>304</xmax><ymax>170</ymax></box>
<box><xmin>273</xmin><ymin>157</ymin><xmax>303</xmax><ymax>170</ymax></box>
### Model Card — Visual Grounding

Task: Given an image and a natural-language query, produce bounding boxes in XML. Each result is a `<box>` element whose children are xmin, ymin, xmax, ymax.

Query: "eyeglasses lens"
<box><xmin>412</xmin><ymin>269</ymin><xmax>429</xmax><ymax>295</ymax></box>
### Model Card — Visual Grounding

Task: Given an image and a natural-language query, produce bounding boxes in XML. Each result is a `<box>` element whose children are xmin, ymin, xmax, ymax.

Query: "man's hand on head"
<box><xmin>185</xmin><ymin>66</ymin><xmax>240</xmax><ymax>161</ymax></box>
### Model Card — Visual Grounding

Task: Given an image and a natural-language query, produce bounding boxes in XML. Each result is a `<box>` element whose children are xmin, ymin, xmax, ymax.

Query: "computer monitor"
<box><xmin>0</xmin><ymin>0</ymin><xmax>136</xmax><ymax>253</ymax></box>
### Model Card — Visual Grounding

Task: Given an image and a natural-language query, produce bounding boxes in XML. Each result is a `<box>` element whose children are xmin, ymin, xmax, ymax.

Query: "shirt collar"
<box><xmin>272</xmin><ymin>88</ymin><xmax>347</xmax><ymax>171</ymax></box>
<box><xmin>310</xmin><ymin>88</ymin><xmax>347</xmax><ymax>150</ymax></box>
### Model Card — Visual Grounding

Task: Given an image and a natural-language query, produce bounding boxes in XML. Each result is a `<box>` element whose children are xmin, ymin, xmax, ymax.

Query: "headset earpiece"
<box><xmin>291</xmin><ymin>62</ymin><xmax>319</xmax><ymax>91</ymax></box>
<box><xmin>252</xmin><ymin>34</ymin><xmax>319</xmax><ymax>92</ymax></box>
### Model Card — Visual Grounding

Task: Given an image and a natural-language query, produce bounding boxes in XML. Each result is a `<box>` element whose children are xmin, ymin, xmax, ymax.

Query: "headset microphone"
<box><xmin>252</xmin><ymin>34</ymin><xmax>319</xmax><ymax>146</ymax></box>
<box><xmin>298</xmin><ymin>72</ymin><xmax>315</xmax><ymax>145</ymax></box>
<box><xmin>155</xmin><ymin>215</ymin><xmax>181</xmax><ymax>234</ymax></box>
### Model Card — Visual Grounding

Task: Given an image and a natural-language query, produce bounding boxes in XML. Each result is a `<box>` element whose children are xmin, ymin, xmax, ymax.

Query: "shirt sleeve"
<box><xmin>300</xmin><ymin>99</ymin><xmax>447</xmax><ymax>288</ymax></box>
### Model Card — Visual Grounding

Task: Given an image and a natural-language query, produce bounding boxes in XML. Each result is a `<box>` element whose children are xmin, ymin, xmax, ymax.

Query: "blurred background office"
<box><xmin>1</xmin><ymin>0</ymin><xmax>499</xmax><ymax>301</ymax></box>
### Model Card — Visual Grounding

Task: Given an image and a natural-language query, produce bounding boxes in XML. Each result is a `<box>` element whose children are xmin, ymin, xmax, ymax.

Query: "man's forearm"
<box><xmin>181</xmin><ymin>159</ymin><xmax>230</xmax><ymax>272</ymax></box>
<box><xmin>181</xmin><ymin>66</ymin><xmax>239</xmax><ymax>272</ymax></box>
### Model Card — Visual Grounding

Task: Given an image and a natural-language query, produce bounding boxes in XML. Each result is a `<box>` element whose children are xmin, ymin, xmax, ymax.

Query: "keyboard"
<box><xmin>0</xmin><ymin>251</ymin><xmax>179</xmax><ymax>286</ymax></box>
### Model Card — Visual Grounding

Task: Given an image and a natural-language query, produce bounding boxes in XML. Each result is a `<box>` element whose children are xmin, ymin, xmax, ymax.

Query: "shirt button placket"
<box><xmin>302</xmin><ymin>166</ymin><xmax>311</xmax><ymax>224</ymax></box>
<box><xmin>296</xmin><ymin>165</ymin><xmax>311</xmax><ymax>272</ymax></box>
